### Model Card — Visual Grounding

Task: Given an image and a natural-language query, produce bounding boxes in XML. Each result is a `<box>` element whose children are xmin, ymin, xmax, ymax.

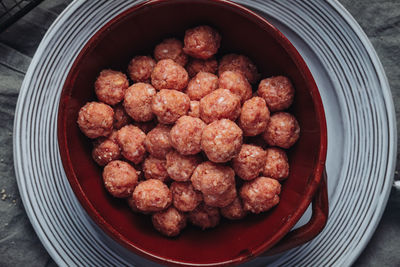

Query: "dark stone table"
<box><xmin>0</xmin><ymin>0</ymin><xmax>398</xmax><ymax>266</ymax></box>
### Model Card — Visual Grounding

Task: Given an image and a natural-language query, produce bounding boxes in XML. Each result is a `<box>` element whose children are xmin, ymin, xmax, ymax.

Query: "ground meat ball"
<box><xmin>154</xmin><ymin>38</ymin><xmax>188</xmax><ymax>66</ymax></box>
<box><xmin>92</xmin><ymin>138</ymin><xmax>121</xmax><ymax>166</ymax></box>
<box><xmin>123</xmin><ymin>83</ymin><xmax>156</xmax><ymax>122</ymax></box>
<box><xmin>132</xmin><ymin>179</ymin><xmax>172</xmax><ymax>212</ymax></box>
<box><xmin>188</xmin><ymin>101</ymin><xmax>200</xmax><ymax>118</ymax></box>
<box><xmin>188</xmin><ymin>203</ymin><xmax>220</xmax><ymax>230</ymax></box>
<box><xmin>263</xmin><ymin>147</ymin><xmax>289</xmax><ymax>181</ymax></box>
<box><xmin>151</xmin><ymin>89</ymin><xmax>190</xmax><ymax>124</ymax></box>
<box><xmin>113</xmin><ymin>104</ymin><xmax>132</xmax><ymax>129</ymax></box>
<box><xmin>199</xmin><ymin>89</ymin><xmax>241</xmax><ymax>124</ymax></box>
<box><xmin>77</xmin><ymin>102</ymin><xmax>114</xmax><ymax>138</ymax></box>
<box><xmin>108</xmin><ymin>130</ymin><xmax>119</xmax><ymax>143</ymax></box>
<box><xmin>218</xmin><ymin>71</ymin><xmax>252</xmax><ymax>103</ymax></box>
<box><xmin>201</xmin><ymin>119</ymin><xmax>243</xmax><ymax>163</ymax></box>
<box><xmin>218</xmin><ymin>54</ymin><xmax>260</xmax><ymax>85</ymax></box>
<box><xmin>183</xmin><ymin>25</ymin><xmax>221</xmax><ymax>59</ymax></box>
<box><xmin>142</xmin><ymin>156</ymin><xmax>169</xmax><ymax>182</ymax></box>
<box><xmin>203</xmin><ymin>184</ymin><xmax>236</xmax><ymax>208</ymax></box>
<box><xmin>232</xmin><ymin>144</ymin><xmax>266</xmax><ymax>181</ymax></box>
<box><xmin>220</xmin><ymin>197</ymin><xmax>247</xmax><ymax>220</ymax></box>
<box><xmin>144</xmin><ymin>124</ymin><xmax>172</xmax><ymax>158</ymax></box>
<box><xmin>102</xmin><ymin>160</ymin><xmax>138</xmax><ymax>198</ymax></box>
<box><xmin>239</xmin><ymin>97</ymin><xmax>270</xmax><ymax>136</ymax></box>
<box><xmin>166</xmin><ymin>150</ymin><xmax>201</xmax><ymax>182</ymax></box>
<box><xmin>257</xmin><ymin>76</ymin><xmax>295</xmax><ymax>112</ymax></box>
<box><xmin>170</xmin><ymin>182</ymin><xmax>202</xmax><ymax>212</ymax></box>
<box><xmin>127</xmin><ymin>56</ymin><xmax>156</xmax><ymax>83</ymax></box>
<box><xmin>170</xmin><ymin>116</ymin><xmax>206</xmax><ymax>155</ymax></box>
<box><xmin>262</xmin><ymin>112</ymin><xmax>300</xmax><ymax>149</ymax></box>
<box><xmin>151</xmin><ymin>59</ymin><xmax>189</xmax><ymax>91</ymax></box>
<box><xmin>240</xmin><ymin>177</ymin><xmax>281</xmax><ymax>214</ymax></box>
<box><xmin>94</xmin><ymin>69</ymin><xmax>129</xmax><ymax>105</ymax></box>
<box><xmin>117</xmin><ymin>125</ymin><xmax>146</xmax><ymax>164</ymax></box>
<box><xmin>186</xmin><ymin>72</ymin><xmax>218</xmax><ymax>101</ymax></box>
<box><xmin>152</xmin><ymin>206</ymin><xmax>187</xmax><ymax>237</ymax></box>
<box><xmin>186</xmin><ymin>57</ymin><xmax>218</xmax><ymax>77</ymax></box>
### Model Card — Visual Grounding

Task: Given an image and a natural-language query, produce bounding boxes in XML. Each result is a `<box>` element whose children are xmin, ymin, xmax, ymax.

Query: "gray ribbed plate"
<box><xmin>13</xmin><ymin>0</ymin><xmax>396</xmax><ymax>266</ymax></box>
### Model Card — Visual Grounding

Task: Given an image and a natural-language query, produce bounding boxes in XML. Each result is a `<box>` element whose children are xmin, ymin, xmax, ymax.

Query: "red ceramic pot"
<box><xmin>58</xmin><ymin>0</ymin><xmax>328</xmax><ymax>266</ymax></box>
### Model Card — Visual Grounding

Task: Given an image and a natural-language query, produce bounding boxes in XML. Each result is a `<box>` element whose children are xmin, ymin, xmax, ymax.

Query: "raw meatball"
<box><xmin>203</xmin><ymin>184</ymin><xmax>236</xmax><ymax>208</ymax></box>
<box><xmin>199</xmin><ymin>89</ymin><xmax>241</xmax><ymax>124</ymax></box>
<box><xmin>239</xmin><ymin>97</ymin><xmax>270</xmax><ymax>136</ymax></box>
<box><xmin>92</xmin><ymin>138</ymin><xmax>121</xmax><ymax>166</ymax></box>
<box><xmin>218</xmin><ymin>54</ymin><xmax>260</xmax><ymax>84</ymax></box>
<box><xmin>186</xmin><ymin>57</ymin><xmax>218</xmax><ymax>77</ymax></box>
<box><xmin>77</xmin><ymin>102</ymin><xmax>114</xmax><ymax>138</ymax></box>
<box><xmin>154</xmin><ymin>38</ymin><xmax>188</xmax><ymax>66</ymax></box>
<box><xmin>144</xmin><ymin>124</ymin><xmax>172</xmax><ymax>158</ymax></box>
<box><xmin>117</xmin><ymin>125</ymin><xmax>146</xmax><ymax>164</ymax></box>
<box><xmin>218</xmin><ymin>71</ymin><xmax>252</xmax><ymax>103</ymax></box>
<box><xmin>132</xmin><ymin>120</ymin><xmax>157</xmax><ymax>134</ymax></box>
<box><xmin>188</xmin><ymin>203</ymin><xmax>220</xmax><ymax>230</ymax></box>
<box><xmin>123</xmin><ymin>83</ymin><xmax>156</xmax><ymax>122</ymax></box>
<box><xmin>94</xmin><ymin>69</ymin><xmax>129</xmax><ymax>105</ymax></box>
<box><xmin>127</xmin><ymin>56</ymin><xmax>156</xmax><ymax>83</ymax></box>
<box><xmin>132</xmin><ymin>179</ymin><xmax>172</xmax><ymax>212</ymax></box>
<box><xmin>103</xmin><ymin>160</ymin><xmax>138</xmax><ymax>198</ymax></box>
<box><xmin>220</xmin><ymin>197</ymin><xmax>247</xmax><ymax>220</ymax></box>
<box><xmin>263</xmin><ymin>147</ymin><xmax>289</xmax><ymax>181</ymax></box>
<box><xmin>152</xmin><ymin>206</ymin><xmax>187</xmax><ymax>237</ymax></box>
<box><xmin>183</xmin><ymin>25</ymin><xmax>221</xmax><ymax>59</ymax></box>
<box><xmin>232</xmin><ymin>144</ymin><xmax>266</xmax><ymax>181</ymax></box>
<box><xmin>170</xmin><ymin>116</ymin><xmax>206</xmax><ymax>155</ymax></box>
<box><xmin>201</xmin><ymin>119</ymin><xmax>243</xmax><ymax>163</ymax></box>
<box><xmin>240</xmin><ymin>177</ymin><xmax>281</xmax><ymax>214</ymax></box>
<box><xmin>166</xmin><ymin>150</ymin><xmax>201</xmax><ymax>182</ymax></box>
<box><xmin>186</xmin><ymin>72</ymin><xmax>218</xmax><ymax>101</ymax></box>
<box><xmin>257</xmin><ymin>76</ymin><xmax>295</xmax><ymax>112</ymax></box>
<box><xmin>188</xmin><ymin>101</ymin><xmax>200</xmax><ymax>118</ymax></box>
<box><xmin>108</xmin><ymin>129</ymin><xmax>119</xmax><ymax>143</ymax></box>
<box><xmin>262</xmin><ymin>112</ymin><xmax>300</xmax><ymax>149</ymax></box>
<box><xmin>170</xmin><ymin>181</ymin><xmax>202</xmax><ymax>212</ymax></box>
<box><xmin>142</xmin><ymin>156</ymin><xmax>169</xmax><ymax>182</ymax></box>
<box><xmin>151</xmin><ymin>89</ymin><xmax>190</xmax><ymax>124</ymax></box>
<box><xmin>113</xmin><ymin>104</ymin><xmax>131</xmax><ymax>129</ymax></box>
<box><xmin>151</xmin><ymin>59</ymin><xmax>189</xmax><ymax>91</ymax></box>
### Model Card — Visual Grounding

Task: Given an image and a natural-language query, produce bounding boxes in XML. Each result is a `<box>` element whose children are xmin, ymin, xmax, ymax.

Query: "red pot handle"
<box><xmin>266</xmin><ymin>170</ymin><xmax>329</xmax><ymax>255</ymax></box>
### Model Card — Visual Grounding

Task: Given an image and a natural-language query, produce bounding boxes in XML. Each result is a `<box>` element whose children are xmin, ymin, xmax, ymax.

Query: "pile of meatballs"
<box><xmin>77</xmin><ymin>25</ymin><xmax>300</xmax><ymax>237</ymax></box>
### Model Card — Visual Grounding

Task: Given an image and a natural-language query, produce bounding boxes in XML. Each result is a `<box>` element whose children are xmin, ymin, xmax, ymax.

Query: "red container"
<box><xmin>58</xmin><ymin>0</ymin><xmax>328</xmax><ymax>265</ymax></box>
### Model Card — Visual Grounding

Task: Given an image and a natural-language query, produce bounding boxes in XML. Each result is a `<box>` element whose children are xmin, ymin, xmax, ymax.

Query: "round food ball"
<box><xmin>188</xmin><ymin>203</ymin><xmax>220</xmax><ymax>230</ymax></box>
<box><xmin>144</xmin><ymin>124</ymin><xmax>172</xmax><ymax>159</ymax></box>
<box><xmin>239</xmin><ymin>97</ymin><xmax>270</xmax><ymax>136</ymax></box>
<box><xmin>116</xmin><ymin>125</ymin><xmax>146</xmax><ymax>164</ymax></box>
<box><xmin>154</xmin><ymin>38</ymin><xmax>188</xmax><ymax>66</ymax></box>
<box><xmin>170</xmin><ymin>181</ymin><xmax>202</xmax><ymax>212</ymax></box>
<box><xmin>183</xmin><ymin>25</ymin><xmax>221</xmax><ymax>59</ymax></box>
<box><xmin>199</xmin><ymin>89</ymin><xmax>241</xmax><ymax>124</ymax></box>
<box><xmin>151</xmin><ymin>89</ymin><xmax>190</xmax><ymax>124</ymax></box>
<box><xmin>186</xmin><ymin>57</ymin><xmax>218</xmax><ymax>77</ymax></box>
<box><xmin>232</xmin><ymin>144</ymin><xmax>266</xmax><ymax>181</ymax></box>
<box><xmin>201</xmin><ymin>119</ymin><xmax>243</xmax><ymax>163</ymax></box>
<box><xmin>77</xmin><ymin>102</ymin><xmax>114</xmax><ymax>138</ymax></box>
<box><xmin>127</xmin><ymin>56</ymin><xmax>156</xmax><ymax>83</ymax></box>
<box><xmin>123</xmin><ymin>83</ymin><xmax>156</xmax><ymax>122</ymax></box>
<box><xmin>132</xmin><ymin>179</ymin><xmax>172</xmax><ymax>212</ymax></box>
<box><xmin>166</xmin><ymin>150</ymin><xmax>201</xmax><ymax>182</ymax></box>
<box><xmin>218</xmin><ymin>71</ymin><xmax>252</xmax><ymax>103</ymax></box>
<box><xmin>257</xmin><ymin>76</ymin><xmax>295</xmax><ymax>112</ymax></box>
<box><xmin>186</xmin><ymin>72</ymin><xmax>218</xmax><ymax>101</ymax></box>
<box><xmin>170</xmin><ymin>116</ymin><xmax>206</xmax><ymax>155</ymax></box>
<box><xmin>240</xmin><ymin>177</ymin><xmax>281</xmax><ymax>214</ymax></box>
<box><xmin>94</xmin><ymin>69</ymin><xmax>129</xmax><ymax>105</ymax></box>
<box><xmin>151</xmin><ymin>59</ymin><xmax>189</xmax><ymax>91</ymax></box>
<box><xmin>92</xmin><ymin>138</ymin><xmax>121</xmax><ymax>166</ymax></box>
<box><xmin>263</xmin><ymin>147</ymin><xmax>289</xmax><ymax>181</ymax></box>
<box><xmin>103</xmin><ymin>160</ymin><xmax>138</xmax><ymax>198</ymax></box>
<box><xmin>152</xmin><ymin>206</ymin><xmax>187</xmax><ymax>237</ymax></box>
<box><xmin>262</xmin><ymin>112</ymin><xmax>300</xmax><ymax>149</ymax></box>
<box><xmin>203</xmin><ymin>184</ymin><xmax>236</xmax><ymax>208</ymax></box>
<box><xmin>220</xmin><ymin>197</ymin><xmax>247</xmax><ymax>220</ymax></box>
<box><xmin>218</xmin><ymin>54</ymin><xmax>260</xmax><ymax>84</ymax></box>
<box><xmin>143</xmin><ymin>156</ymin><xmax>169</xmax><ymax>182</ymax></box>
<box><xmin>188</xmin><ymin>101</ymin><xmax>200</xmax><ymax>118</ymax></box>
<box><xmin>113</xmin><ymin>104</ymin><xmax>131</xmax><ymax>129</ymax></box>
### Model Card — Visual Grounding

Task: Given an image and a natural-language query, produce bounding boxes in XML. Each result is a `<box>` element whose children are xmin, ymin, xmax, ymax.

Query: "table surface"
<box><xmin>0</xmin><ymin>0</ymin><xmax>399</xmax><ymax>266</ymax></box>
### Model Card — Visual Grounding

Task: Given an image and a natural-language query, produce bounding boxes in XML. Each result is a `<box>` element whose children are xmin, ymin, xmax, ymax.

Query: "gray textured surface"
<box><xmin>0</xmin><ymin>0</ymin><xmax>398</xmax><ymax>266</ymax></box>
